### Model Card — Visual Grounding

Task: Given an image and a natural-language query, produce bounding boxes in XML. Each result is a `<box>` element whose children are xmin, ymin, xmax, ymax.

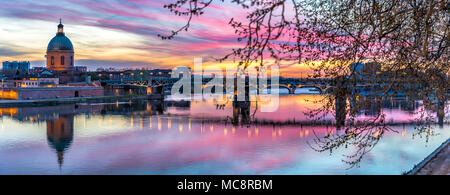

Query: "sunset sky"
<box><xmin>0</xmin><ymin>0</ymin><xmax>309</xmax><ymax>74</ymax></box>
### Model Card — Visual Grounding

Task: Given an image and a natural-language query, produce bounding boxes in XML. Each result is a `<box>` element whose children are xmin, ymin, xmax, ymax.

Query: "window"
<box><xmin>51</xmin><ymin>56</ymin><xmax>54</xmax><ymax>65</ymax></box>
<box><xmin>70</xmin><ymin>56</ymin><xmax>73</xmax><ymax>65</ymax></box>
<box><xmin>61</xmin><ymin>56</ymin><xmax>65</xmax><ymax>65</ymax></box>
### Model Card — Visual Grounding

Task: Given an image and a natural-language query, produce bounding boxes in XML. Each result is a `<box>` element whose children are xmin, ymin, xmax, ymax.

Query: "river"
<box><xmin>0</xmin><ymin>94</ymin><xmax>448</xmax><ymax>174</ymax></box>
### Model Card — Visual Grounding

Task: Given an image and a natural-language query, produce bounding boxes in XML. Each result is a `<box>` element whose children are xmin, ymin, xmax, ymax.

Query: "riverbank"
<box><xmin>0</xmin><ymin>95</ymin><xmax>149</xmax><ymax>107</ymax></box>
<box><xmin>407</xmin><ymin>138</ymin><xmax>450</xmax><ymax>175</ymax></box>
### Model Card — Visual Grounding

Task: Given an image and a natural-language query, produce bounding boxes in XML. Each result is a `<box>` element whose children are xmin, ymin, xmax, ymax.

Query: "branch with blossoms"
<box><xmin>159</xmin><ymin>0</ymin><xmax>449</xmax><ymax>168</ymax></box>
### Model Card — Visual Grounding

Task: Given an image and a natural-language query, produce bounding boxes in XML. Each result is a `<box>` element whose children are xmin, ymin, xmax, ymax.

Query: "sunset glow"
<box><xmin>0</xmin><ymin>1</ymin><xmax>239</xmax><ymax>69</ymax></box>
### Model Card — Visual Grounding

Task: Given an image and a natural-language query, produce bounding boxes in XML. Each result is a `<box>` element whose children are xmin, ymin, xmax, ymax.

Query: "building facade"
<box><xmin>1</xmin><ymin>86</ymin><xmax>104</xmax><ymax>100</ymax></box>
<box><xmin>1</xmin><ymin>78</ymin><xmax>59</xmax><ymax>89</ymax></box>
<box><xmin>2</xmin><ymin>61</ymin><xmax>30</xmax><ymax>73</ymax></box>
<box><xmin>74</xmin><ymin>66</ymin><xmax>87</xmax><ymax>73</ymax></box>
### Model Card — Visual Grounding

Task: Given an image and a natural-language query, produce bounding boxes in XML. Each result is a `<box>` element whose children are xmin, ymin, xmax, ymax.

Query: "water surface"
<box><xmin>0</xmin><ymin>95</ymin><xmax>448</xmax><ymax>174</ymax></box>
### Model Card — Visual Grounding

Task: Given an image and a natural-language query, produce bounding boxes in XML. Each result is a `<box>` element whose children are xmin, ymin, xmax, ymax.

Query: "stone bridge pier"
<box><xmin>286</xmin><ymin>84</ymin><xmax>332</xmax><ymax>94</ymax></box>
<box><xmin>287</xmin><ymin>85</ymin><xmax>297</xmax><ymax>94</ymax></box>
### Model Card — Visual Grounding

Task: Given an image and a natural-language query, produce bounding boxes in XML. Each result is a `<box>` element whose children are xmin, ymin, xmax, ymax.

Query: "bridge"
<box><xmin>197</xmin><ymin>77</ymin><xmax>335</xmax><ymax>94</ymax></box>
<box><xmin>103</xmin><ymin>78</ymin><xmax>149</xmax><ymax>87</ymax></box>
<box><xmin>260</xmin><ymin>83</ymin><xmax>333</xmax><ymax>94</ymax></box>
<box><xmin>98</xmin><ymin>75</ymin><xmax>449</xmax><ymax>97</ymax></box>
<box><xmin>100</xmin><ymin>76</ymin><xmax>336</xmax><ymax>95</ymax></box>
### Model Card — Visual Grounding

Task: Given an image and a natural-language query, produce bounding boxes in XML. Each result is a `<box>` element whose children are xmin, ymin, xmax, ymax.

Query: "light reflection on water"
<box><xmin>0</xmin><ymin>95</ymin><xmax>448</xmax><ymax>175</ymax></box>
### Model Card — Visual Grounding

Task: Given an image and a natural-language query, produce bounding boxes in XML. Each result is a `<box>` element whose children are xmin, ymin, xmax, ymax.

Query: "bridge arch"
<box><xmin>293</xmin><ymin>85</ymin><xmax>325</xmax><ymax>94</ymax></box>
<box><xmin>261</xmin><ymin>84</ymin><xmax>295</xmax><ymax>94</ymax></box>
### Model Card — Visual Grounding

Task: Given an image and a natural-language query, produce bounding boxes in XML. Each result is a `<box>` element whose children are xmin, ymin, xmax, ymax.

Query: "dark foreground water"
<box><xmin>0</xmin><ymin>95</ymin><xmax>448</xmax><ymax>174</ymax></box>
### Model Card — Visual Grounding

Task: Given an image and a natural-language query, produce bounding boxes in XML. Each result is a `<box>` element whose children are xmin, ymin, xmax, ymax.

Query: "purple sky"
<box><xmin>0</xmin><ymin>0</ymin><xmax>311</xmax><ymax>75</ymax></box>
<box><xmin>0</xmin><ymin>0</ymin><xmax>246</xmax><ymax>68</ymax></box>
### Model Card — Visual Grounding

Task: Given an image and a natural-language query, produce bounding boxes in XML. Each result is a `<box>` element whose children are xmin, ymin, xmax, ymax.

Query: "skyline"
<box><xmin>0</xmin><ymin>0</ymin><xmax>448</xmax><ymax>177</ymax></box>
<box><xmin>0</xmin><ymin>0</ymin><xmax>309</xmax><ymax>73</ymax></box>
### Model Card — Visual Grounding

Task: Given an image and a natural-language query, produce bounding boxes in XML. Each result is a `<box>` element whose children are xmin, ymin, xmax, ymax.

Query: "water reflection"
<box><xmin>310</xmin><ymin>93</ymin><xmax>447</xmax><ymax>168</ymax></box>
<box><xmin>0</xmin><ymin>95</ymin><xmax>448</xmax><ymax>174</ymax></box>
<box><xmin>47</xmin><ymin>114</ymin><xmax>74</xmax><ymax>168</ymax></box>
<box><xmin>231</xmin><ymin>101</ymin><xmax>251</xmax><ymax>126</ymax></box>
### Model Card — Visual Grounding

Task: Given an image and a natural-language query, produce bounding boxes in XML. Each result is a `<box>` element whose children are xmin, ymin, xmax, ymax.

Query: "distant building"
<box><xmin>1</xmin><ymin>77</ymin><xmax>59</xmax><ymax>88</ymax></box>
<box><xmin>2</xmin><ymin>61</ymin><xmax>30</xmax><ymax>73</ymax></box>
<box><xmin>31</xmin><ymin>67</ymin><xmax>50</xmax><ymax>74</ymax></box>
<box><xmin>1</xmin><ymin>80</ymin><xmax>16</xmax><ymax>88</ymax></box>
<box><xmin>350</xmin><ymin>62</ymin><xmax>380</xmax><ymax>80</ymax></box>
<box><xmin>18</xmin><ymin>79</ymin><xmax>39</xmax><ymax>88</ymax></box>
<box><xmin>37</xmin><ymin>77</ymin><xmax>60</xmax><ymax>86</ymax></box>
<box><xmin>74</xmin><ymin>66</ymin><xmax>87</xmax><ymax>73</ymax></box>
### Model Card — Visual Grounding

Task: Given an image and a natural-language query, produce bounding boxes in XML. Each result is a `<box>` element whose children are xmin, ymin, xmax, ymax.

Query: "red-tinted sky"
<box><xmin>0</xmin><ymin>0</ymin><xmax>312</xmax><ymax>75</ymax></box>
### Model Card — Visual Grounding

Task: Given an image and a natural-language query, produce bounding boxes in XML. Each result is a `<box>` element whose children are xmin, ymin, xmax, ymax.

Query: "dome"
<box><xmin>47</xmin><ymin>136</ymin><xmax>73</xmax><ymax>168</ymax></box>
<box><xmin>47</xmin><ymin>20</ymin><xmax>74</xmax><ymax>52</ymax></box>
<box><xmin>47</xmin><ymin>35</ymin><xmax>74</xmax><ymax>51</ymax></box>
<box><xmin>47</xmin><ymin>136</ymin><xmax>73</xmax><ymax>153</ymax></box>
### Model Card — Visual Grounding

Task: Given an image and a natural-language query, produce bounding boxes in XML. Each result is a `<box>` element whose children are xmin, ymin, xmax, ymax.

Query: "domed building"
<box><xmin>47</xmin><ymin>20</ymin><xmax>74</xmax><ymax>71</ymax></box>
<box><xmin>46</xmin><ymin>20</ymin><xmax>75</xmax><ymax>83</ymax></box>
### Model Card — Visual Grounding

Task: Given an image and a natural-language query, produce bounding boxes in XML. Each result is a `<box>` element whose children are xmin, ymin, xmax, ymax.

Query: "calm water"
<box><xmin>0</xmin><ymin>94</ymin><xmax>448</xmax><ymax>175</ymax></box>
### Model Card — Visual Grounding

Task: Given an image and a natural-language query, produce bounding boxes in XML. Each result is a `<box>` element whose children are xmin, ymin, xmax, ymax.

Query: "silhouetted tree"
<box><xmin>161</xmin><ymin>0</ymin><xmax>449</xmax><ymax>167</ymax></box>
